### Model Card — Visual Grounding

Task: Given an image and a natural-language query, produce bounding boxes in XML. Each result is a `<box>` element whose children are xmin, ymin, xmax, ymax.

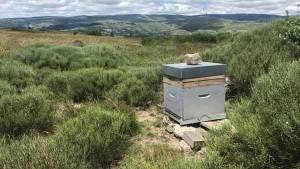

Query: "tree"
<box><xmin>110</xmin><ymin>31</ymin><xmax>115</xmax><ymax>37</ymax></box>
<box><xmin>285</xmin><ymin>10</ymin><xmax>289</xmax><ymax>17</ymax></box>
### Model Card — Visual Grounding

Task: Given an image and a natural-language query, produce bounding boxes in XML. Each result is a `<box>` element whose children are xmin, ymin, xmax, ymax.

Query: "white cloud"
<box><xmin>0</xmin><ymin>0</ymin><xmax>298</xmax><ymax>18</ymax></box>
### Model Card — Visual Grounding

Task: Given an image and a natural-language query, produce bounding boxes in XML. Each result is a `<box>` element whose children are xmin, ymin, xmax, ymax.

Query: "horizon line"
<box><xmin>0</xmin><ymin>13</ymin><xmax>286</xmax><ymax>20</ymax></box>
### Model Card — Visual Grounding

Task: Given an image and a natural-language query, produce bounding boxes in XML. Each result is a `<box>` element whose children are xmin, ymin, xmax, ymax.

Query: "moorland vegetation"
<box><xmin>0</xmin><ymin>17</ymin><xmax>299</xmax><ymax>169</ymax></box>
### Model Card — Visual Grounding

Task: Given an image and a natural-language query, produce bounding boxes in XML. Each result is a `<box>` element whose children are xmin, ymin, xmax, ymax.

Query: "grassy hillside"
<box><xmin>204</xmin><ymin>20</ymin><xmax>299</xmax><ymax>97</ymax></box>
<box><xmin>121</xmin><ymin>17</ymin><xmax>300</xmax><ymax>169</ymax></box>
<box><xmin>0</xmin><ymin>17</ymin><xmax>299</xmax><ymax>169</ymax></box>
<box><xmin>0</xmin><ymin>29</ymin><xmax>140</xmax><ymax>58</ymax></box>
<box><xmin>0</xmin><ymin>14</ymin><xmax>282</xmax><ymax>36</ymax></box>
<box><xmin>0</xmin><ymin>27</ymin><xmax>213</xmax><ymax>168</ymax></box>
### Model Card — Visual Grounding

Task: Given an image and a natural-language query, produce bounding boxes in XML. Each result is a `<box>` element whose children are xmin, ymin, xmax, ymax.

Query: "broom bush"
<box><xmin>56</xmin><ymin>105</ymin><xmax>137</xmax><ymax>168</ymax></box>
<box><xmin>203</xmin><ymin>21</ymin><xmax>298</xmax><ymax>96</ymax></box>
<box><xmin>0</xmin><ymin>60</ymin><xmax>36</xmax><ymax>90</ymax></box>
<box><xmin>0</xmin><ymin>86</ymin><xmax>55</xmax><ymax>136</ymax></box>
<box><xmin>202</xmin><ymin>61</ymin><xmax>300</xmax><ymax>169</ymax></box>
<box><xmin>0</xmin><ymin>80</ymin><xmax>15</xmax><ymax>97</ymax></box>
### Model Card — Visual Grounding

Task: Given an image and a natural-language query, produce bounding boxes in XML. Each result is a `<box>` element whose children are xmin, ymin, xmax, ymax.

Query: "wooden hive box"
<box><xmin>162</xmin><ymin>62</ymin><xmax>227</xmax><ymax>125</ymax></box>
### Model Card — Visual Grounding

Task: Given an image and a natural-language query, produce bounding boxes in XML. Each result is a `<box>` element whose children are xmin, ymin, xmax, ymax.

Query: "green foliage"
<box><xmin>121</xmin><ymin>145</ymin><xmax>203</xmax><ymax>169</ymax></box>
<box><xmin>81</xmin><ymin>44</ymin><xmax>123</xmax><ymax>69</ymax></box>
<box><xmin>0</xmin><ymin>60</ymin><xmax>36</xmax><ymax>90</ymax></box>
<box><xmin>108</xmin><ymin>67</ymin><xmax>161</xmax><ymax>107</ymax></box>
<box><xmin>0</xmin><ymin>86</ymin><xmax>55</xmax><ymax>136</ymax></box>
<box><xmin>203</xmin><ymin>123</ymin><xmax>270</xmax><ymax>169</ymax></box>
<box><xmin>1</xmin><ymin>19</ymin><xmax>300</xmax><ymax>169</ymax></box>
<box><xmin>12</xmin><ymin>43</ymin><xmax>169</xmax><ymax>105</ymax></box>
<box><xmin>13</xmin><ymin>44</ymin><xmax>124</xmax><ymax>71</ymax></box>
<box><xmin>216</xmin><ymin>31</ymin><xmax>235</xmax><ymax>43</ymax></box>
<box><xmin>280</xmin><ymin>17</ymin><xmax>300</xmax><ymax>46</ymax></box>
<box><xmin>141</xmin><ymin>32</ymin><xmax>221</xmax><ymax>46</ymax></box>
<box><xmin>203</xmin><ymin>61</ymin><xmax>300</xmax><ymax>169</ymax></box>
<box><xmin>0</xmin><ymin>136</ymin><xmax>90</xmax><ymax>169</ymax></box>
<box><xmin>86</xmin><ymin>29</ymin><xmax>103</xmax><ymax>36</ymax></box>
<box><xmin>175</xmin><ymin>32</ymin><xmax>217</xmax><ymax>43</ymax></box>
<box><xmin>66</xmin><ymin>68</ymin><xmax>122</xmax><ymax>102</ymax></box>
<box><xmin>0</xmin><ymin>80</ymin><xmax>15</xmax><ymax>97</ymax></box>
<box><xmin>71</xmin><ymin>40</ymin><xmax>85</xmax><ymax>47</ymax></box>
<box><xmin>249</xmin><ymin>61</ymin><xmax>300</xmax><ymax>166</ymax></box>
<box><xmin>110</xmin><ymin>77</ymin><xmax>152</xmax><ymax>106</ymax></box>
<box><xmin>46</xmin><ymin>73</ymin><xmax>71</xmax><ymax>99</ymax></box>
<box><xmin>0</xmin><ymin>103</ymin><xmax>137</xmax><ymax>169</ymax></box>
<box><xmin>204</xmin><ymin>21</ymin><xmax>296</xmax><ymax>96</ymax></box>
<box><xmin>56</xmin><ymin>105</ymin><xmax>137</xmax><ymax>168</ymax></box>
<box><xmin>13</xmin><ymin>47</ymin><xmax>70</xmax><ymax>70</ymax></box>
<box><xmin>141</xmin><ymin>36</ymin><xmax>169</xmax><ymax>46</ymax></box>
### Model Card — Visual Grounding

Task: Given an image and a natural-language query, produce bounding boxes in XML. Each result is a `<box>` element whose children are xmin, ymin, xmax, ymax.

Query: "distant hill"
<box><xmin>0</xmin><ymin>14</ymin><xmax>284</xmax><ymax>36</ymax></box>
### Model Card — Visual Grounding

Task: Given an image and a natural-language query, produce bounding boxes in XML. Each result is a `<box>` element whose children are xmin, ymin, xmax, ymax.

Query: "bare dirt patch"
<box><xmin>135</xmin><ymin>106</ymin><xmax>194</xmax><ymax>154</ymax></box>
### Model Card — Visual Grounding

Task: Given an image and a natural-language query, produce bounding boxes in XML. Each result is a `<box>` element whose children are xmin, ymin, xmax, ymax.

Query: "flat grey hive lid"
<box><xmin>162</xmin><ymin>62</ymin><xmax>226</xmax><ymax>79</ymax></box>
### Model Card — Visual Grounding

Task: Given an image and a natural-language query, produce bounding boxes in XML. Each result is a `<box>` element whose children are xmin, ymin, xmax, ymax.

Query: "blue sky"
<box><xmin>0</xmin><ymin>0</ymin><xmax>298</xmax><ymax>18</ymax></box>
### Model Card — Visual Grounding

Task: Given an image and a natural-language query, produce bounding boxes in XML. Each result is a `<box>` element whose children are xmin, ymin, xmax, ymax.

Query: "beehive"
<box><xmin>163</xmin><ymin>62</ymin><xmax>227</xmax><ymax>125</ymax></box>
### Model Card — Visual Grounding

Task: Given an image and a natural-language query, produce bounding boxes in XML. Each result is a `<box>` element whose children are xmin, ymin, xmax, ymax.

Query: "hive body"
<box><xmin>163</xmin><ymin>62</ymin><xmax>227</xmax><ymax>125</ymax></box>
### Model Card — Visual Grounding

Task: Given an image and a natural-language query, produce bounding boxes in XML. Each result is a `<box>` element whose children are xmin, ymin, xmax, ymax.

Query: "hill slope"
<box><xmin>0</xmin><ymin>14</ymin><xmax>283</xmax><ymax>36</ymax></box>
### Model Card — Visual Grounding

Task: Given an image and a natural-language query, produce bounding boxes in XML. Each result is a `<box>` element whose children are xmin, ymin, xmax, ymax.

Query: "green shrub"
<box><xmin>141</xmin><ymin>36</ymin><xmax>169</xmax><ymax>46</ymax></box>
<box><xmin>203</xmin><ymin>21</ymin><xmax>296</xmax><ymax>96</ymax></box>
<box><xmin>129</xmin><ymin>67</ymin><xmax>161</xmax><ymax>90</ymax></box>
<box><xmin>81</xmin><ymin>44</ymin><xmax>123</xmax><ymax>69</ymax></box>
<box><xmin>13</xmin><ymin>44</ymin><xmax>124</xmax><ymax>70</ymax></box>
<box><xmin>71</xmin><ymin>40</ymin><xmax>85</xmax><ymax>47</ymax></box>
<box><xmin>216</xmin><ymin>31</ymin><xmax>235</xmax><ymax>43</ymax></box>
<box><xmin>203</xmin><ymin>61</ymin><xmax>300</xmax><ymax>169</ymax></box>
<box><xmin>141</xmin><ymin>32</ymin><xmax>219</xmax><ymax>46</ymax></box>
<box><xmin>0</xmin><ymin>105</ymin><xmax>137</xmax><ymax>169</ymax></box>
<box><xmin>175</xmin><ymin>32</ymin><xmax>217</xmax><ymax>43</ymax></box>
<box><xmin>0</xmin><ymin>80</ymin><xmax>15</xmax><ymax>97</ymax></box>
<box><xmin>108</xmin><ymin>67</ymin><xmax>161</xmax><ymax>107</ymax></box>
<box><xmin>0</xmin><ymin>136</ymin><xmax>90</xmax><ymax>169</ymax></box>
<box><xmin>121</xmin><ymin>145</ymin><xmax>203</xmax><ymax>169</ymax></box>
<box><xmin>35</xmin><ymin>68</ymin><xmax>57</xmax><ymax>85</ymax></box>
<box><xmin>67</xmin><ymin>68</ymin><xmax>122</xmax><ymax>102</ymax></box>
<box><xmin>203</xmin><ymin>122</ymin><xmax>269</xmax><ymax>169</ymax></box>
<box><xmin>27</xmin><ymin>42</ymin><xmax>53</xmax><ymax>49</ymax></box>
<box><xmin>280</xmin><ymin>17</ymin><xmax>300</xmax><ymax>46</ymax></box>
<box><xmin>110</xmin><ymin>77</ymin><xmax>152</xmax><ymax>107</ymax></box>
<box><xmin>249</xmin><ymin>61</ymin><xmax>300</xmax><ymax>167</ymax></box>
<box><xmin>0</xmin><ymin>86</ymin><xmax>55</xmax><ymax>136</ymax></box>
<box><xmin>56</xmin><ymin>105</ymin><xmax>137</xmax><ymax>168</ymax></box>
<box><xmin>46</xmin><ymin>68</ymin><xmax>123</xmax><ymax>102</ymax></box>
<box><xmin>86</xmin><ymin>29</ymin><xmax>103</xmax><ymax>36</ymax></box>
<box><xmin>13</xmin><ymin>45</ymin><xmax>82</xmax><ymax>70</ymax></box>
<box><xmin>46</xmin><ymin>73</ymin><xmax>71</xmax><ymax>99</ymax></box>
<box><xmin>0</xmin><ymin>60</ymin><xmax>36</xmax><ymax>90</ymax></box>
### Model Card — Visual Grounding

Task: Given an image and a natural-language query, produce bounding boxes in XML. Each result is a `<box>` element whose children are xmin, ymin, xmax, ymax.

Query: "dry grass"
<box><xmin>0</xmin><ymin>29</ymin><xmax>140</xmax><ymax>58</ymax></box>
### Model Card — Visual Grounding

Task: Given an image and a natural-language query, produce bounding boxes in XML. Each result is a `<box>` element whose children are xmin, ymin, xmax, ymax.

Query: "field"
<box><xmin>0</xmin><ymin>17</ymin><xmax>299</xmax><ymax>169</ymax></box>
<box><xmin>0</xmin><ymin>28</ymin><xmax>213</xmax><ymax>168</ymax></box>
<box><xmin>0</xmin><ymin>14</ymin><xmax>281</xmax><ymax>36</ymax></box>
<box><xmin>0</xmin><ymin>29</ymin><xmax>139</xmax><ymax>58</ymax></box>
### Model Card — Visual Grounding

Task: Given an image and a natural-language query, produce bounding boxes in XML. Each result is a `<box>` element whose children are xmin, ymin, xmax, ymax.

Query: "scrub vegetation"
<box><xmin>0</xmin><ymin>17</ymin><xmax>299</xmax><ymax>169</ymax></box>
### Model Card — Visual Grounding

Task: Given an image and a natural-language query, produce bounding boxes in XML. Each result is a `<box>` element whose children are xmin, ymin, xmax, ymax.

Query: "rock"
<box><xmin>197</xmin><ymin>147</ymin><xmax>207</xmax><ymax>155</ymax></box>
<box><xmin>179</xmin><ymin>140</ymin><xmax>192</xmax><ymax>152</ymax></box>
<box><xmin>166</xmin><ymin>124</ymin><xmax>175</xmax><ymax>133</ymax></box>
<box><xmin>196</xmin><ymin>127</ymin><xmax>209</xmax><ymax>139</ymax></box>
<box><xmin>162</xmin><ymin>115</ymin><xmax>172</xmax><ymax>126</ymax></box>
<box><xmin>185</xmin><ymin>53</ymin><xmax>202</xmax><ymax>65</ymax></box>
<box><xmin>182</xmin><ymin>131</ymin><xmax>204</xmax><ymax>150</ymax></box>
<box><xmin>173</xmin><ymin>124</ymin><xmax>196</xmax><ymax>139</ymax></box>
<box><xmin>200</xmin><ymin>119</ymin><xmax>229</xmax><ymax>130</ymax></box>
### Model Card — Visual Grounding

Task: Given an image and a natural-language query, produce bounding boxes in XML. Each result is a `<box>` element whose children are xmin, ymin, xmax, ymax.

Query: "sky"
<box><xmin>0</xmin><ymin>0</ymin><xmax>299</xmax><ymax>18</ymax></box>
